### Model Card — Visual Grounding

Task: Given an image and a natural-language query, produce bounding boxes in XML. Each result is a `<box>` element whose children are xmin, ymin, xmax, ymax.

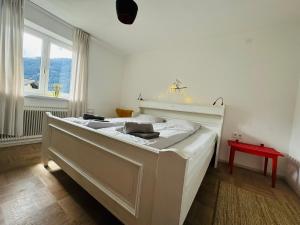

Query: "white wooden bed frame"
<box><xmin>42</xmin><ymin>101</ymin><xmax>225</xmax><ymax>225</ymax></box>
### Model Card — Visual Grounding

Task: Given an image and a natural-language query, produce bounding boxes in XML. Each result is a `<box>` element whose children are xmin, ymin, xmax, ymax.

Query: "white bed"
<box><xmin>41</xmin><ymin>100</ymin><xmax>225</xmax><ymax>225</ymax></box>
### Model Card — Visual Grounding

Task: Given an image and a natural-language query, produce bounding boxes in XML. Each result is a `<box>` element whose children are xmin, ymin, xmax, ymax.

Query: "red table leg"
<box><xmin>229</xmin><ymin>148</ymin><xmax>235</xmax><ymax>174</ymax></box>
<box><xmin>264</xmin><ymin>157</ymin><xmax>268</xmax><ymax>176</ymax></box>
<box><xmin>272</xmin><ymin>157</ymin><xmax>278</xmax><ymax>188</ymax></box>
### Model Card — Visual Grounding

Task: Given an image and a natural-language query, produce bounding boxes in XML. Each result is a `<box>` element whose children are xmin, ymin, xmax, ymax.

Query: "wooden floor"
<box><xmin>0</xmin><ymin>160</ymin><xmax>299</xmax><ymax>225</ymax></box>
<box><xmin>0</xmin><ymin>143</ymin><xmax>41</xmax><ymax>172</ymax></box>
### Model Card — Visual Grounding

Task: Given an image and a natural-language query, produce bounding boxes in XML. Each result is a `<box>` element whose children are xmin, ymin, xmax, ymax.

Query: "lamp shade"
<box><xmin>116</xmin><ymin>0</ymin><xmax>138</xmax><ymax>24</ymax></box>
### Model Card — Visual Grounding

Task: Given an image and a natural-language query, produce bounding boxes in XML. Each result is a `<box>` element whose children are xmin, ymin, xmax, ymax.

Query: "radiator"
<box><xmin>0</xmin><ymin>106</ymin><xmax>68</xmax><ymax>147</ymax></box>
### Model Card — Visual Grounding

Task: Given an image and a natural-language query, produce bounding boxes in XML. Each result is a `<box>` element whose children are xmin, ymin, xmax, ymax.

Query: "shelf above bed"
<box><xmin>139</xmin><ymin>100</ymin><xmax>225</xmax><ymax>116</ymax></box>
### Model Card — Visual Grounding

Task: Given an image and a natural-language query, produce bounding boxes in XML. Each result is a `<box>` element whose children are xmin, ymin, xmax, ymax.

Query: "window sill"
<box><xmin>24</xmin><ymin>94</ymin><xmax>69</xmax><ymax>102</ymax></box>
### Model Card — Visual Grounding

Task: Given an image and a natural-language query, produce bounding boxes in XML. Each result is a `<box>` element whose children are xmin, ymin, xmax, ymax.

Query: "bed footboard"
<box><xmin>42</xmin><ymin>113</ymin><xmax>189</xmax><ymax>225</ymax></box>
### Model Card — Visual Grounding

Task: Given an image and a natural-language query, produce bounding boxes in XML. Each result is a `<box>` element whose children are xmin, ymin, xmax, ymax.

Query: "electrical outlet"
<box><xmin>238</xmin><ymin>133</ymin><xmax>242</xmax><ymax>140</ymax></box>
<box><xmin>232</xmin><ymin>132</ymin><xmax>238</xmax><ymax>140</ymax></box>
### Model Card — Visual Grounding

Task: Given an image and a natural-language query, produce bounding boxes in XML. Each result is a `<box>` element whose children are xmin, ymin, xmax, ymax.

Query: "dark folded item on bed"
<box><xmin>124</xmin><ymin>122</ymin><xmax>154</xmax><ymax>134</ymax></box>
<box><xmin>130</xmin><ymin>132</ymin><xmax>160</xmax><ymax>139</ymax></box>
<box><xmin>122</xmin><ymin>122</ymin><xmax>159</xmax><ymax>139</ymax></box>
<box><xmin>83</xmin><ymin>113</ymin><xmax>105</xmax><ymax>121</ymax></box>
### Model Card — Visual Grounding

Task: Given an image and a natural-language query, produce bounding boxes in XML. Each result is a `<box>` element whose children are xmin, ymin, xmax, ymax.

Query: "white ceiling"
<box><xmin>31</xmin><ymin>0</ymin><xmax>300</xmax><ymax>54</ymax></box>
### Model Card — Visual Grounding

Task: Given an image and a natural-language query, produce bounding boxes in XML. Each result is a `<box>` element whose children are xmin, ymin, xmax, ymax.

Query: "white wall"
<box><xmin>290</xmin><ymin>78</ymin><xmax>300</xmax><ymax>161</ymax></box>
<box><xmin>120</xmin><ymin>25</ymin><xmax>300</xmax><ymax>175</ymax></box>
<box><xmin>287</xmin><ymin>77</ymin><xmax>300</xmax><ymax>195</ymax></box>
<box><xmin>24</xmin><ymin>1</ymin><xmax>125</xmax><ymax>116</ymax></box>
<box><xmin>87</xmin><ymin>38</ymin><xmax>125</xmax><ymax>117</ymax></box>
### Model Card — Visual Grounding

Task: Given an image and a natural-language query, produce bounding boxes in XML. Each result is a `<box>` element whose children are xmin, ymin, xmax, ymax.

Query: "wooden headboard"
<box><xmin>139</xmin><ymin>100</ymin><xmax>225</xmax><ymax>167</ymax></box>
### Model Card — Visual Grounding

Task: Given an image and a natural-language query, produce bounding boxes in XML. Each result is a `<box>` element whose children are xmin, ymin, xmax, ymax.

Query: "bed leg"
<box><xmin>42</xmin><ymin>112</ymin><xmax>50</xmax><ymax>169</ymax></box>
<box><xmin>42</xmin><ymin>157</ymin><xmax>49</xmax><ymax>169</ymax></box>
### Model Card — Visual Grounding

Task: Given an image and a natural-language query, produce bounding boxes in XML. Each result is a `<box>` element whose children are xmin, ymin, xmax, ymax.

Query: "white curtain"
<box><xmin>0</xmin><ymin>0</ymin><xmax>24</xmax><ymax>136</ymax></box>
<box><xmin>69</xmin><ymin>28</ymin><xmax>89</xmax><ymax>117</ymax></box>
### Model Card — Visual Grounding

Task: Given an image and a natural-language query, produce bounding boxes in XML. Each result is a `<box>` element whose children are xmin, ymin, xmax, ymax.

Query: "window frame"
<box><xmin>23</xmin><ymin>24</ymin><xmax>73</xmax><ymax>99</ymax></box>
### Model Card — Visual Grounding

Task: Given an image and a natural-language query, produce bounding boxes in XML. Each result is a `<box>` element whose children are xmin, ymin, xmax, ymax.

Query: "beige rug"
<box><xmin>214</xmin><ymin>182</ymin><xmax>300</xmax><ymax>225</ymax></box>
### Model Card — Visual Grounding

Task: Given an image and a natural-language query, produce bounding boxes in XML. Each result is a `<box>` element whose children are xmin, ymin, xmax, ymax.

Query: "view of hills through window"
<box><xmin>48</xmin><ymin>43</ymin><xmax>72</xmax><ymax>93</ymax></box>
<box><xmin>24</xmin><ymin>57</ymin><xmax>72</xmax><ymax>93</ymax></box>
<box><xmin>23</xmin><ymin>32</ymin><xmax>72</xmax><ymax>95</ymax></box>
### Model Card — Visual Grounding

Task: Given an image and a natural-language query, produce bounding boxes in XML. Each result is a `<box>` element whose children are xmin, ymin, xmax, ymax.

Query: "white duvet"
<box><xmin>64</xmin><ymin>116</ymin><xmax>207</xmax><ymax>150</ymax></box>
<box><xmin>64</xmin><ymin>117</ymin><xmax>122</xmax><ymax>129</ymax></box>
<box><xmin>64</xmin><ymin>114</ymin><xmax>165</xmax><ymax>129</ymax></box>
<box><xmin>97</xmin><ymin>120</ymin><xmax>201</xmax><ymax>149</ymax></box>
<box><xmin>64</xmin><ymin>117</ymin><xmax>142</xmax><ymax>129</ymax></box>
<box><xmin>170</xmin><ymin>126</ymin><xmax>217</xmax><ymax>158</ymax></box>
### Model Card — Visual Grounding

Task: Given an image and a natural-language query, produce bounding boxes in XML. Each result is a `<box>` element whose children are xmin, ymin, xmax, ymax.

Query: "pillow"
<box><xmin>135</xmin><ymin>114</ymin><xmax>166</xmax><ymax>123</ymax></box>
<box><xmin>116</xmin><ymin>108</ymin><xmax>134</xmax><ymax>117</ymax></box>
<box><xmin>166</xmin><ymin>119</ymin><xmax>201</xmax><ymax>131</ymax></box>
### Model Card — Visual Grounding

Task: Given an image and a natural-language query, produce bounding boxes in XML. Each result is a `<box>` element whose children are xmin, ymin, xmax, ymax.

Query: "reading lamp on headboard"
<box><xmin>212</xmin><ymin>97</ymin><xmax>224</xmax><ymax>106</ymax></box>
<box><xmin>137</xmin><ymin>93</ymin><xmax>144</xmax><ymax>101</ymax></box>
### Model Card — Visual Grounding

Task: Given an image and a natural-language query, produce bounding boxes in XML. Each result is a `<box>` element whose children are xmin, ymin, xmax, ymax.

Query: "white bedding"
<box><xmin>97</xmin><ymin>122</ymin><xmax>201</xmax><ymax>149</ymax></box>
<box><xmin>64</xmin><ymin>117</ymin><xmax>122</xmax><ymax>129</ymax></box>
<box><xmin>64</xmin><ymin>117</ymin><xmax>143</xmax><ymax>129</ymax></box>
<box><xmin>64</xmin><ymin>115</ymin><xmax>164</xmax><ymax>129</ymax></box>
<box><xmin>172</xmin><ymin>126</ymin><xmax>217</xmax><ymax>224</ymax></box>
<box><xmin>171</xmin><ymin>126</ymin><xmax>217</xmax><ymax>188</ymax></box>
<box><xmin>170</xmin><ymin>126</ymin><xmax>217</xmax><ymax>158</ymax></box>
<box><xmin>64</xmin><ymin>116</ymin><xmax>216</xmax><ymax>151</ymax></box>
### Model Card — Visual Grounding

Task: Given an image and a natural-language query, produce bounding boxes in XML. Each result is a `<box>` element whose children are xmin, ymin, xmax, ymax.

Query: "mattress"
<box><xmin>169</xmin><ymin>126</ymin><xmax>217</xmax><ymax>158</ymax></box>
<box><xmin>168</xmin><ymin>126</ymin><xmax>216</xmax><ymax>204</ymax></box>
<box><xmin>169</xmin><ymin>126</ymin><xmax>217</xmax><ymax>224</ymax></box>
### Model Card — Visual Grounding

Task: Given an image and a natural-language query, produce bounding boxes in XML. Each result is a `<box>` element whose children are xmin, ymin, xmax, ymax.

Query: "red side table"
<box><xmin>228</xmin><ymin>140</ymin><xmax>284</xmax><ymax>187</ymax></box>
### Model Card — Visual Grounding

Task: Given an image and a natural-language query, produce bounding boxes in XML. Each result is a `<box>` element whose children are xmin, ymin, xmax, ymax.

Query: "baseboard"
<box><xmin>0</xmin><ymin>137</ymin><xmax>42</xmax><ymax>148</ymax></box>
<box><xmin>218</xmin><ymin>159</ymin><xmax>285</xmax><ymax>179</ymax></box>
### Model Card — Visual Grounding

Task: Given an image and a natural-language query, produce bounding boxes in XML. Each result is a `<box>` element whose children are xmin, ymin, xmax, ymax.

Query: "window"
<box><xmin>23</xmin><ymin>26</ymin><xmax>72</xmax><ymax>98</ymax></box>
<box><xmin>23</xmin><ymin>33</ymin><xmax>42</xmax><ymax>91</ymax></box>
<box><xmin>48</xmin><ymin>43</ymin><xmax>72</xmax><ymax>95</ymax></box>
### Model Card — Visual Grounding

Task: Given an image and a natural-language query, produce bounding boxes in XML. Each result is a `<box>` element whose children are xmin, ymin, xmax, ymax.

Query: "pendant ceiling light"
<box><xmin>116</xmin><ymin>0</ymin><xmax>138</xmax><ymax>25</ymax></box>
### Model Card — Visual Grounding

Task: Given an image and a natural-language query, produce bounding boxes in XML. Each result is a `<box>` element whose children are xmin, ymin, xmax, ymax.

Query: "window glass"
<box><xmin>23</xmin><ymin>32</ymin><xmax>43</xmax><ymax>92</ymax></box>
<box><xmin>22</xmin><ymin>26</ymin><xmax>73</xmax><ymax>99</ymax></box>
<box><xmin>48</xmin><ymin>43</ymin><xmax>72</xmax><ymax>95</ymax></box>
